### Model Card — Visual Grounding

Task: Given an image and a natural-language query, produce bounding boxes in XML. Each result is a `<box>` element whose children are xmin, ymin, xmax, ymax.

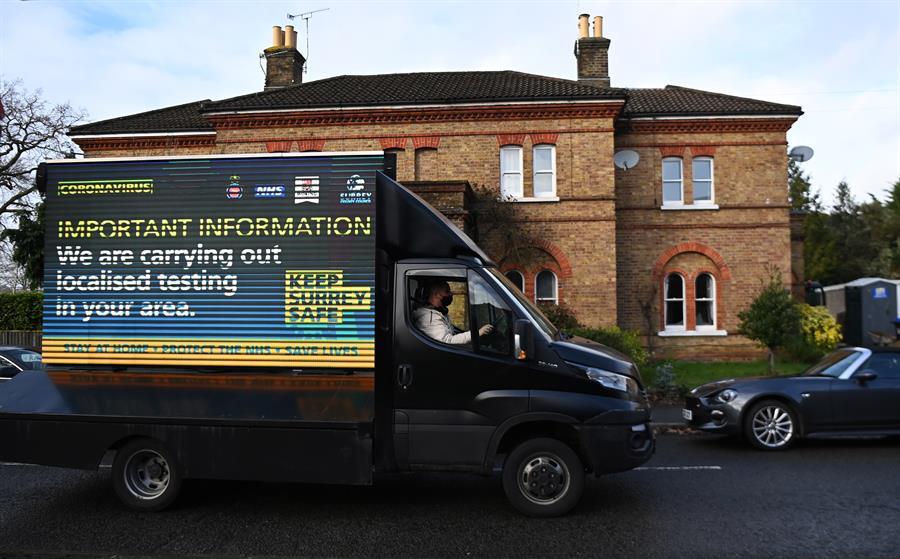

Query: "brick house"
<box><xmin>68</xmin><ymin>15</ymin><xmax>803</xmax><ymax>359</ymax></box>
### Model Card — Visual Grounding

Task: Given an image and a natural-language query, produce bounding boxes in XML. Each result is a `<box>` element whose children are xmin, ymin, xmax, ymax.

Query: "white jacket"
<box><xmin>412</xmin><ymin>307</ymin><xmax>471</xmax><ymax>344</ymax></box>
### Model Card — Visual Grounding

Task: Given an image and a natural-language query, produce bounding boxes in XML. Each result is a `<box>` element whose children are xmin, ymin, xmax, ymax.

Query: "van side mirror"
<box><xmin>854</xmin><ymin>369</ymin><xmax>878</xmax><ymax>384</ymax></box>
<box><xmin>514</xmin><ymin>319</ymin><xmax>535</xmax><ymax>361</ymax></box>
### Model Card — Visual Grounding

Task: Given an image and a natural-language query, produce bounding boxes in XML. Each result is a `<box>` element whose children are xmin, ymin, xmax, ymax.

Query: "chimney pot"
<box><xmin>285</xmin><ymin>25</ymin><xmax>296</xmax><ymax>49</ymax></box>
<box><xmin>272</xmin><ymin>25</ymin><xmax>284</xmax><ymax>48</ymax></box>
<box><xmin>593</xmin><ymin>16</ymin><xmax>603</xmax><ymax>38</ymax></box>
<box><xmin>578</xmin><ymin>14</ymin><xmax>589</xmax><ymax>39</ymax></box>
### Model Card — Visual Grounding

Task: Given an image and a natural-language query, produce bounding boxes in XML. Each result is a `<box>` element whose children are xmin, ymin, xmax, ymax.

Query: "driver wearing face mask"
<box><xmin>413</xmin><ymin>280</ymin><xmax>494</xmax><ymax>344</ymax></box>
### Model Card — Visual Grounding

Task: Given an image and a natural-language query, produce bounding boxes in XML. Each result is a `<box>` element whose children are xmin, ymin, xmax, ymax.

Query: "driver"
<box><xmin>414</xmin><ymin>280</ymin><xmax>493</xmax><ymax>344</ymax></box>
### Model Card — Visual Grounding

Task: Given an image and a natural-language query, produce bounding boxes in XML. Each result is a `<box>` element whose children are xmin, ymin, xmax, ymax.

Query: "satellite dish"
<box><xmin>789</xmin><ymin>146</ymin><xmax>814</xmax><ymax>162</ymax></box>
<box><xmin>614</xmin><ymin>150</ymin><xmax>640</xmax><ymax>170</ymax></box>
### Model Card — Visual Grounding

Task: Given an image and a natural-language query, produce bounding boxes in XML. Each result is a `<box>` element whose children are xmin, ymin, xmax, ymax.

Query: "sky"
<box><xmin>1</xmin><ymin>0</ymin><xmax>898</xmax><ymax>207</ymax></box>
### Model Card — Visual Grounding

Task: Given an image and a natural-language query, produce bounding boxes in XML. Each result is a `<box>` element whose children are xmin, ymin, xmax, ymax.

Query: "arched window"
<box><xmin>505</xmin><ymin>270</ymin><xmax>525</xmax><ymax>293</ymax></box>
<box><xmin>695</xmin><ymin>273</ymin><xmax>716</xmax><ymax>329</ymax></box>
<box><xmin>535</xmin><ymin>270</ymin><xmax>558</xmax><ymax>305</ymax></box>
<box><xmin>662</xmin><ymin>157</ymin><xmax>683</xmax><ymax>206</ymax></box>
<box><xmin>664</xmin><ymin>273</ymin><xmax>685</xmax><ymax>329</ymax></box>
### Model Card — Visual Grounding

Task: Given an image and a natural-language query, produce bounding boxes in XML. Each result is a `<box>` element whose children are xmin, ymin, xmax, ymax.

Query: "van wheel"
<box><xmin>112</xmin><ymin>438</ymin><xmax>182</xmax><ymax>511</ymax></box>
<box><xmin>502</xmin><ymin>438</ymin><xmax>584</xmax><ymax>517</ymax></box>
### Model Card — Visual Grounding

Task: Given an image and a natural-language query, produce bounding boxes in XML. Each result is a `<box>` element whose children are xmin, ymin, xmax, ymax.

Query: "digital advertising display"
<box><xmin>41</xmin><ymin>153</ymin><xmax>381</xmax><ymax>369</ymax></box>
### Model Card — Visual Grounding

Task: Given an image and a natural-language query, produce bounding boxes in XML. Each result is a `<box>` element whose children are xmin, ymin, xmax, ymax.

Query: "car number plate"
<box><xmin>682</xmin><ymin>408</ymin><xmax>692</xmax><ymax>421</ymax></box>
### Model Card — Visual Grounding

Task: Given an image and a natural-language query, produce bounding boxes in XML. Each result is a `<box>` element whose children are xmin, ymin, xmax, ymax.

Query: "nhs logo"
<box><xmin>254</xmin><ymin>184</ymin><xmax>286</xmax><ymax>198</ymax></box>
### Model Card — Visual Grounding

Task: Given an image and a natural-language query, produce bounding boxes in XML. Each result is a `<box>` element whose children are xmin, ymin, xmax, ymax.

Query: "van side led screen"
<box><xmin>42</xmin><ymin>154</ymin><xmax>379</xmax><ymax>369</ymax></box>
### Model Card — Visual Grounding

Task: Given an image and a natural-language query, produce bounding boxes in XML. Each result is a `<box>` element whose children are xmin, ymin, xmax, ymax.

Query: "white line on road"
<box><xmin>634</xmin><ymin>466</ymin><xmax>722</xmax><ymax>471</ymax></box>
<box><xmin>0</xmin><ymin>462</ymin><xmax>34</xmax><ymax>467</ymax></box>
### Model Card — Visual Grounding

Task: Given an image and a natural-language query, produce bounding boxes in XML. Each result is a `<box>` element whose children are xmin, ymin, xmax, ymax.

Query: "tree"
<box><xmin>738</xmin><ymin>271</ymin><xmax>800</xmax><ymax>374</ymax></box>
<box><xmin>470</xmin><ymin>184</ymin><xmax>541</xmax><ymax>267</ymax></box>
<box><xmin>1</xmin><ymin>78</ymin><xmax>85</xmax><ymax>219</ymax></box>
<box><xmin>787</xmin><ymin>157</ymin><xmax>819</xmax><ymax>212</ymax></box>
<box><xmin>0</xmin><ymin>202</ymin><xmax>44</xmax><ymax>289</ymax></box>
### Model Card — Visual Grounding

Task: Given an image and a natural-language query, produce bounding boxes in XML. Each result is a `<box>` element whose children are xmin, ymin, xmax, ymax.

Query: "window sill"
<box><xmin>513</xmin><ymin>196</ymin><xmax>560</xmax><ymax>203</ymax></box>
<box><xmin>660</xmin><ymin>204</ymin><xmax>719</xmax><ymax>211</ymax></box>
<box><xmin>657</xmin><ymin>329</ymin><xmax>728</xmax><ymax>337</ymax></box>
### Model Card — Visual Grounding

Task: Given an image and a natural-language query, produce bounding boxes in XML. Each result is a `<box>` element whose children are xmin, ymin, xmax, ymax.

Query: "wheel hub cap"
<box><xmin>519</xmin><ymin>454</ymin><xmax>571</xmax><ymax>505</ymax></box>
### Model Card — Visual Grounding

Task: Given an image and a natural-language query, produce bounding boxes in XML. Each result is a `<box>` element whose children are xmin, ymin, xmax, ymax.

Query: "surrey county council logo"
<box><xmin>226</xmin><ymin>175</ymin><xmax>243</xmax><ymax>199</ymax></box>
<box><xmin>340</xmin><ymin>174</ymin><xmax>372</xmax><ymax>205</ymax></box>
<box><xmin>254</xmin><ymin>184</ymin><xmax>286</xmax><ymax>198</ymax></box>
<box><xmin>294</xmin><ymin>176</ymin><xmax>320</xmax><ymax>204</ymax></box>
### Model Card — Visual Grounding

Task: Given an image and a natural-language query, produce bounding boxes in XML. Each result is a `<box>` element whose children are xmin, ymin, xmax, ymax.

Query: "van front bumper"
<box><xmin>580</xmin><ymin>410</ymin><xmax>655</xmax><ymax>475</ymax></box>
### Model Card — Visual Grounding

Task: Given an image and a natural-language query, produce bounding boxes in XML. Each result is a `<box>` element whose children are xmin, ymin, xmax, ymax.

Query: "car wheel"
<box><xmin>112</xmin><ymin>438</ymin><xmax>182</xmax><ymax>511</ymax></box>
<box><xmin>502</xmin><ymin>437</ymin><xmax>585</xmax><ymax>517</ymax></box>
<box><xmin>744</xmin><ymin>400</ymin><xmax>799</xmax><ymax>451</ymax></box>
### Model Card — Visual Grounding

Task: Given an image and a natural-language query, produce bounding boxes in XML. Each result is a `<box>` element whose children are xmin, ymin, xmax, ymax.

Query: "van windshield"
<box><xmin>488</xmin><ymin>268</ymin><xmax>559</xmax><ymax>339</ymax></box>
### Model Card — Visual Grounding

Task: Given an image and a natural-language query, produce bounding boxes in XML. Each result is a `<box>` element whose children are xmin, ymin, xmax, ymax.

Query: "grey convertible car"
<box><xmin>684</xmin><ymin>347</ymin><xmax>900</xmax><ymax>450</ymax></box>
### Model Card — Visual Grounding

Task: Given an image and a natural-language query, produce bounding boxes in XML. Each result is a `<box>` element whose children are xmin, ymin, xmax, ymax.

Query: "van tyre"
<box><xmin>502</xmin><ymin>438</ymin><xmax>584</xmax><ymax>517</ymax></box>
<box><xmin>112</xmin><ymin>438</ymin><xmax>182</xmax><ymax>511</ymax></box>
<box><xmin>744</xmin><ymin>399</ymin><xmax>799</xmax><ymax>451</ymax></box>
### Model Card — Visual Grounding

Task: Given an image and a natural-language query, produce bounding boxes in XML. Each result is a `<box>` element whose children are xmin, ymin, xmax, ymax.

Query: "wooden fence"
<box><xmin>0</xmin><ymin>330</ymin><xmax>41</xmax><ymax>350</ymax></box>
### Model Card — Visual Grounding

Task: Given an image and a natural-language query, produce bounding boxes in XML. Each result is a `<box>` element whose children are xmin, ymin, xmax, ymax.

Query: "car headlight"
<box><xmin>583</xmin><ymin>367</ymin><xmax>639</xmax><ymax>394</ymax></box>
<box><xmin>717</xmin><ymin>389</ymin><xmax>738</xmax><ymax>403</ymax></box>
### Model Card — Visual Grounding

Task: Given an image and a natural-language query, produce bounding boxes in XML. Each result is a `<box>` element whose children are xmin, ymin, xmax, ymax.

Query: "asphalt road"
<box><xmin>1</xmin><ymin>434</ymin><xmax>899</xmax><ymax>559</ymax></box>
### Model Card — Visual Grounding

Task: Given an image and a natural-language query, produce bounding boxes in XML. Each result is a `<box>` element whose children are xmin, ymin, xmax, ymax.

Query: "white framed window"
<box><xmin>505</xmin><ymin>270</ymin><xmax>525</xmax><ymax>292</ymax></box>
<box><xmin>535</xmin><ymin>270</ymin><xmax>558</xmax><ymax>305</ymax></box>
<box><xmin>532</xmin><ymin>144</ymin><xmax>556</xmax><ymax>198</ymax></box>
<box><xmin>662</xmin><ymin>157</ymin><xmax>683</xmax><ymax>206</ymax></box>
<box><xmin>692</xmin><ymin>157</ymin><xmax>714</xmax><ymax>204</ymax></box>
<box><xmin>695</xmin><ymin>273</ymin><xmax>716</xmax><ymax>329</ymax></box>
<box><xmin>500</xmin><ymin>145</ymin><xmax>523</xmax><ymax>199</ymax></box>
<box><xmin>664</xmin><ymin>273</ymin><xmax>685</xmax><ymax>330</ymax></box>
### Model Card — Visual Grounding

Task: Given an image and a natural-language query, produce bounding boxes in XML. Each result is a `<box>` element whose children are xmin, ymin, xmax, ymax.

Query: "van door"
<box><xmin>392</xmin><ymin>264</ymin><xmax>528</xmax><ymax>468</ymax></box>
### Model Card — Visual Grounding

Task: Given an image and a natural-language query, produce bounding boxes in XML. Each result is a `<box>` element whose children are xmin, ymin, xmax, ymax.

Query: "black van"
<box><xmin>0</xmin><ymin>153</ymin><xmax>653</xmax><ymax>517</ymax></box>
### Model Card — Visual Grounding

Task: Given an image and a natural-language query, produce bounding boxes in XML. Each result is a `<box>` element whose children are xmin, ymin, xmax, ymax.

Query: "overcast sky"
<box><xmin>2</xmin><ymin>0</ymin><xmax>898</xmax><ymax>206</ymax></box>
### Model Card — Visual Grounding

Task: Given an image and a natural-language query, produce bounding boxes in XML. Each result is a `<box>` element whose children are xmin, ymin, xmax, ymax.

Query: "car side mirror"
<box><xmin>855</xmin><ymin>369</ymin><xmax>878</xmax><ymax>384</ymax></box>
<box><xmin>514</xmin><ymin>319</ymin><xmax>535</xmax><ymax>361</ymax></box>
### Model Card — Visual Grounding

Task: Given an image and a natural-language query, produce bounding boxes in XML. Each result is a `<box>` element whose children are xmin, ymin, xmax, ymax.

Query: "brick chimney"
<box><xmin>264</xmin><ymin>25</ymin><xmax>305</xmax><ymax>90</ymax></box>
<box><xmin>574</xmin><ymin>14</ymin><xmax>611</xmax><ymax>88</ymax></box>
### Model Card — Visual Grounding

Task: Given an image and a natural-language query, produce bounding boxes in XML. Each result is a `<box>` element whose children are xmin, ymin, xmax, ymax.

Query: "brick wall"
<box><xmin>614</xmin><ymin>128</ymin><xmax>793</xmax><ymax>359</ymax></box>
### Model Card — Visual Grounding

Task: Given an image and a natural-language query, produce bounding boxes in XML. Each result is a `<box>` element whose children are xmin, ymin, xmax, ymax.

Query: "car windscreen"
<box><xmin>803</xmin><ymin>349</ymin><xmax>862</xmax><ymax>378</ymax></box>
<box><xmin>4</xmin><ymin>350</ymin><xmax>42</xmax><ymax>370</ymax></box>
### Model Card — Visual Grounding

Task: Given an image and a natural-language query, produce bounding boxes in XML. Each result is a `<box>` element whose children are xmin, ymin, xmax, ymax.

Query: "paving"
<box><xmin>1</xmin><ymin>433</ymin><xmax>898</xmax><ymax>558</ymax></box>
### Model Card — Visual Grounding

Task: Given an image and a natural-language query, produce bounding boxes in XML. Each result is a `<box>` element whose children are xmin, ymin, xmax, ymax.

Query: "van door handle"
<box><xmin>397</xmin><ymin>364</ymin><xmax>413</xmax><ymax>389</ymax></box>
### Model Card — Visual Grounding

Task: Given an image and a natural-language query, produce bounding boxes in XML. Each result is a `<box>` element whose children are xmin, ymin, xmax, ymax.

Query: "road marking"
<box><xmin>634</xmin><ymin>466</ymin><xmax>722</xmax><ymax>471</ymax></box>
<box><xmin>0</xmin><ymin>462</ymin><xmax>34</xmax><ymax>467</ymax></box>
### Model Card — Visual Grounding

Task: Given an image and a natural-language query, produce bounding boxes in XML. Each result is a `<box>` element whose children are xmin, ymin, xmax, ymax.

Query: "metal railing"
<box><xmin>0</xmin><ymin>330</ymin><xmax>41</xmax><ymax>351</ymax></box>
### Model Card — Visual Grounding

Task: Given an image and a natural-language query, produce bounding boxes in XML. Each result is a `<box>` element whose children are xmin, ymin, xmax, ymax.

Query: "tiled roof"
<box><xmin>202</xmin><ymin>71</ymin><xmax>627</xmax><ymax>112</ymax></box>
<box><xmin>621</xmin><ymin>85</ymin><xmax>802</xmax><ymax>117</ymax></box>
<box><xmin>67</xmin><ymin>76</ymin><xmax>802</xmax><ymax>136</ymax></box>
<box><xmin>69</xmin><ymin>100</ymin><xmax>213</xmax><ymax>135</ymax></box>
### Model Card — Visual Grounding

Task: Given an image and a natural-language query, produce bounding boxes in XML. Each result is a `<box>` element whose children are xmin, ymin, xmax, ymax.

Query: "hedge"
<box><xmin>0</xmin><ymin>291</ymin><xmax>43</xmax><ymax>330</ymax></box>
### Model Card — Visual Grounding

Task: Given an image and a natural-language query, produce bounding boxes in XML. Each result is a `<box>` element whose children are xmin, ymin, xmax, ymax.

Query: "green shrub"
<box><xmin>537</xmin><ymin>302</ymin><xmax>581</xmax><ymax>331</ymax></box>
<box><xmin>0</xmin><ymin>291</ymin><xmax>43</xmax><ymax>330</ymax></box>
<box><xmin>569</xmin><ymin>325</ymin><xmax>649</xmax><ymax>369</ymax></box>
<box><xmin>738</xmin><ymin>272</ymin><xmax>800</xmax><ymax>373</ymax></box>
<box><xmin>786</xmin><ymin>303</ymin><xmax>842</xmax><ymax>362</ymax></box>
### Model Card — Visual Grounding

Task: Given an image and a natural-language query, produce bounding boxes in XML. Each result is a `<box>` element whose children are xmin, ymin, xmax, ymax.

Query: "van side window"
<box><xmin>468</xmin><ymin>271</ymin><xmax>513</xmax><ymax>357</ymax></box>
<box><xmin>409</xmin><ymin>276</ymin><xmax>472</xmax><ymax>348</ymax></box>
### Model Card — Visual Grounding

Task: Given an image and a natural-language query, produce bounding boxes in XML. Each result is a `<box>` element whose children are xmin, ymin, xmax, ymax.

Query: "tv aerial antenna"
<box><xmin>287</xmin><ymin>7</ymin><xmax>330</xmax><ymax>74</ymax></box>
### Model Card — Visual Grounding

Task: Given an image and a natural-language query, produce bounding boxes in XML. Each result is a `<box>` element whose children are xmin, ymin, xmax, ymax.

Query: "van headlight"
<box><xmin>583</xmin><ymin>367</ymin><xmax>639</xmax><ymax>395</ymax></box>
